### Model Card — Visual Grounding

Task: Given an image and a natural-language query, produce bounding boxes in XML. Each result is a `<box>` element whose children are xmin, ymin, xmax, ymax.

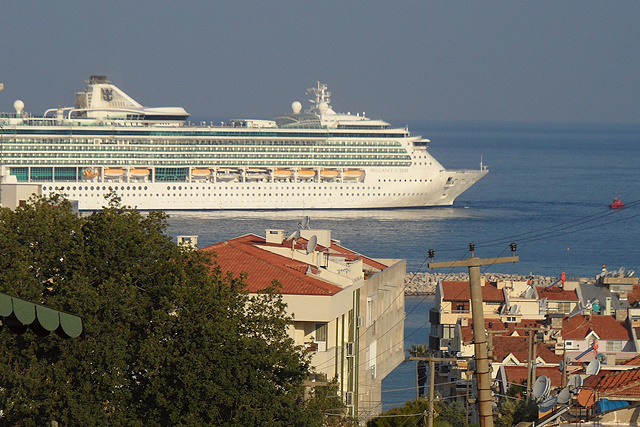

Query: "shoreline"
<box><xmin>403</xmin><ymin>272</ymin><xmax>590</xmax><ymax>296</ymax></box>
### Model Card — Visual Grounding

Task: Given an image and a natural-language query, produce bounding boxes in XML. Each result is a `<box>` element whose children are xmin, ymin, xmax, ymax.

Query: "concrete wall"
<box><xmin>1</xmin><ymin>183</ymin><xmax>41</xmax><ymax>210</ymax></box>
<box><xmin>357</xmin><ymin>259</ymin><xmax>406</xmax><ymax>418</ymax></box>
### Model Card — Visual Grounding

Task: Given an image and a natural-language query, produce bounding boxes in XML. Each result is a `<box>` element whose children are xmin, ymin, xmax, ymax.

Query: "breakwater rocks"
<box><xmin>403</xmin><ymin>272</ymin><xmax>578</xmax><ymax>295</ymax></box>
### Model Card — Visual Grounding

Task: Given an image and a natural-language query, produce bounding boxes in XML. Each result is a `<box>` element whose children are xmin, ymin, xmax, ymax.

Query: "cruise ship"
<box><xmin>0</xmin><ymin>76</ymin><xmax>487</xmax><ymax>210</ymax></box>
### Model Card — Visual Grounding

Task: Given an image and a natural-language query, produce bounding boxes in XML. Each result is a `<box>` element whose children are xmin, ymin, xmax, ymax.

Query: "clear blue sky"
<box><xmin>1</xmin><ymin>2</ymin><xmax>639</xmax><ymax>123</ymax></box>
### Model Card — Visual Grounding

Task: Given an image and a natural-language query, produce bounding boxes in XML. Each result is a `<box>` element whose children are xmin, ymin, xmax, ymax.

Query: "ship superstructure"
<box><xmin>0</xmin><ymin>77</ymin><xmax>487</xmax><ymax>210</ymax></box>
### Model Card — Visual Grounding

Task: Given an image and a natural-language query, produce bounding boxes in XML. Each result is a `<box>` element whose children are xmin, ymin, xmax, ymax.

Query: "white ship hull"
<box><xmin>33</xmin><ymin>167</ymin><xmax>486</xmax><ymax>211</ymax></box>
<box><xmin>0</xmin><ymin>77</ymin><xmax>487</xmax><ymax>211</ymax></box>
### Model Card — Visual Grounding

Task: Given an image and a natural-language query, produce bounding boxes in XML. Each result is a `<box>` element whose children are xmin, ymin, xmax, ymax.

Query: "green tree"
<box><xmin>494</xmin><ymin>384</ymin><xmax>538</xmax><ymax>427</ymax></box>
<box><xmin>367</xmin><ymin>399</ymin><xmax>428</xmax><ymax>427</ymax></box>
<box><xmin>434</xmin><ymin>400</ymin><xmax>467</xmax><ymax>427</ymax></box>
<box><xmin>0</xmin><ymin>195</ymin><xmax>330</xmax><ymax>426</ymax></box>
<box><xmin>406</xmin><ymin>344</ymin><xmax>430</xmax><ymax>397</ymax></box>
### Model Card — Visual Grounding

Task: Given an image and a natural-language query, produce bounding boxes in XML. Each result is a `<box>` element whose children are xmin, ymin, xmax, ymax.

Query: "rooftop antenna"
<box><xmin>286</xmin><ymin>230</ymin><xmax>300</xmax><ymax>254</ymax></box>
<box><xmin>532</xmin><ymin>375</ymin><xmax>551</xmax><ymax>400</ymax></box>
<box><xmin>539</xmin><ymin>395</ymin><xmax>558</xmax><ymax>413</ymax></box>
<box><xmin>567</xmin><ymin>302</ymin><xmax>587</xmax><ymax>319</ymax></box>
<box><xmin>585</xmin><ymin>358</ymin><xmax>601</xmax><ymax>376</ymax></box>
<box><xmin>568</xmin><ymin>374</ymin><xmax>583</xmax><ymax>394</ymax></box>
<box><xmin>286</xmin><ymin>230</ymin><xmax>300</xmax><ymax>242</ymax></box>
<box><xmin>524</xmin><ymin>286</ymin><xmax>534</xmax><ymax>299</ymax></box>
<box><xmin>557</xmin><ymin>386</ymin><xmax>571</xmax><ymax>404</ymax></box>
<box><xmin>299</xmin><ymin>216</ymin><xmax>310</xmax><ymax>230</ymax></box>
<box><xmin>306</xmin><ymin>235</ymin><xmax>317</xmax><ymax>255</ymax></box>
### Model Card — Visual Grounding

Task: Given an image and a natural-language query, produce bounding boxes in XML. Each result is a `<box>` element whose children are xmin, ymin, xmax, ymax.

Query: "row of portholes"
<box><xmin>64</xmin><ymin>192</ymin><xmax>425</xmax><ymax>199</ymax></box>
<box><xmin>42</xmin><ymin>184</ymin><xmax>396</xmax><ymax>193</ymax></box>
<box><xmin>164</xmin><ymin>185</ymin><xmax>376</xmax><ymax>191</ymax></box>
<box><xmin>43</xmin><ymin>185</ymin><xmax>149</xmax><ymax>192</ymax></box>
<box><xmin>379</xmin><ymin>179</ymin><xmax>432</xmax><ymax>183</ymax></box>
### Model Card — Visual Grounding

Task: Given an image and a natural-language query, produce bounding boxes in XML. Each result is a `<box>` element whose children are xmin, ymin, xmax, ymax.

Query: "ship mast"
<box><xmin>306</xmin><ymin>81</ymin><xmax>331</xmax><ymax>113</ymax></box>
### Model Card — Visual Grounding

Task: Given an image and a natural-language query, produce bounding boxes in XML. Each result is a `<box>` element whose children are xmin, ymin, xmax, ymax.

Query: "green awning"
<box><xmin>0</xmin><ymin>293</ymin><xmax>83</xmax><ymax>338</ymax></box>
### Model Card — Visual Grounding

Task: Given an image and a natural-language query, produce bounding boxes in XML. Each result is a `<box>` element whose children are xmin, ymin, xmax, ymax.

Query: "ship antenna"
<box><xmin>306</xmin><ymin>81</ymin><xmax>331</xmax><ymax>113</ymax></box>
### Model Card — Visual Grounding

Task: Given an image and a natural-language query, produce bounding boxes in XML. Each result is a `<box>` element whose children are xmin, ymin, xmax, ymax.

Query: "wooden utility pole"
<box><xmin>428</xmin><ymin>244</ymin><xmax>518</xmax><ymax>427</ymax></box>
<box><xmin>409</xmin><ymin>356</ymin><xmax>457</xmax><ymax>427</ymax></box>
<box><xmin>515</xmin><ymin>326</ymin><xmax>542</xmax><ymax>396</ymax></box>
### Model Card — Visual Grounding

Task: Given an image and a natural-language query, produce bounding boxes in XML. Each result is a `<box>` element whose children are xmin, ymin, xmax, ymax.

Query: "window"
<box><xmin>606</xmin><ymin>341</ymin><xmax>622</xmax><ymax>352</ymax></box>
<box><xmin>442</xmin><ymin>325</ymin><xmax>455</xmax><ymax>339</ymax></box>
<box><xmin>366</xmin><ymin>296</ymin><xmax>376</xmax><ymax>327</ymax></box>
<box><xmin>314</xmin><ymin>323</ymin><xmax>327</xmax><ymax>352</ymax></box>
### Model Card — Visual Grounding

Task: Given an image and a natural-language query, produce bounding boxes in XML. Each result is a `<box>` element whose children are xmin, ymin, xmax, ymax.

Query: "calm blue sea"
<box><xmin>164</xmin><ymin>121</ymin><xmax>640</xmax><ymax>410</ymax></box>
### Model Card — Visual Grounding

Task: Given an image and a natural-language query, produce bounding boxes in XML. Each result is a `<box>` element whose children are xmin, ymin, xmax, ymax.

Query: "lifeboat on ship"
<box><xmin>191</xmin><ymin>168</ymin><xmax>212</xmax><ymax>179</ymax></box>
<box><xmin>83</xmin><ymin>168</ymin><xmax>99</xmax><ymax>179</ymax></box>
<box><xmin>343</xmin><ymin>169</ymin><xmax>365</xmax><ymax>181</ymax></box>
<box><xmin>130</xmin><ymin>168</ymin><xmax>150</xmax><ymax>179</ymax></box>
<box><xmin>610</xmin><ymin>197</ymin><xmax>626</xmax><ymax>209</ymax></box>
<box><xmin>246</xmin><ymin>168</ymin><xmax>269</xmax><ymax>181</ymax></box>
<box><xmin>104</xmin><ymin>168</ymin><xmax>125</xmax><ymax>179</ymax></box>
<box><xmin>273</xmin><ymin>169</ymin><xmax>293</xmax><ymax>180</ymax></box>
<box><xmin>216</xmin><ymin>168</ymin><xmax>240</xmax><ymax>182</ymax></box>
<box><xmin>320</xmin><ymin>169</ymin><xmax>339</xmax><ymax>180</ymax></box>
<box><xmin>297</xmin><ymin>169</ymin><xmax>316</xmax><ymax>180</ymax></box>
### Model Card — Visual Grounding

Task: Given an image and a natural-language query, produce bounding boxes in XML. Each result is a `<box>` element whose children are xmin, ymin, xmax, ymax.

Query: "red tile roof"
<box><xmin>200</xmin><ymin>234</ymin><xmax>344</xmax><ymax>295</ymax></box>
<box><xmin>503</xmin><ymin>366</ymin><xmax>567</xmax><ymax>388</ymax></box>
<box><xmin>560</xmin><ymin>314</ymin><xmax>632</xmax><ymax>341</ymax></box>
<box><xmin>622</xmin><ymin>354</ymin><xmax>640</xmax><ymax>366</ymax></box>
<box><xmin>584</xmin><ymin>368</ymin><xmax>640</xmax><ymax>399</ymax></box>
<box><xmin>491</xmin><ymin>336</ymin><xmax>561</xmax><ymax>364</ymax></box>
<box><xmin>459</xmin><ymin>320</ymin><xmax>545</xmax><ymax>342</ymax></box>
<box><xmin>442</xmin><ymin>281</ymin><xmax>505</xmax><ymax>302</ymax></box>
<box><xmin>536</xmin><ymin>287</ymin><xmax>578</xmax><ymax>301</ymax></box>
<box><xmin>626</xmin><ymin>284</ymin><xmax>640</xmax><ymax>306</ymax></box>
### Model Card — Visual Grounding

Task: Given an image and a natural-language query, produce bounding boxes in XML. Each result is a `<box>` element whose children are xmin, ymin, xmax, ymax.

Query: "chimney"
<box><xmin>177</xmin><ymin>235</ymin><xmax>198</xmax><ymax>249</ymax></box>
<box><xmin>266</xmin><ymin>229</ymin><xmax>285</xmax><ymax>244</ymax></box>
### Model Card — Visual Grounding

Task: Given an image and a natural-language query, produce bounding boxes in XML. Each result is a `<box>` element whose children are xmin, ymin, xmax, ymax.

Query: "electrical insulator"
<box><xmin>428</xmin><ymin>249</ymin><xmax>435</xmax><ymax>259</ymax></box>
<box><xmin>469</xmin><ymin>243</ymin><xmax>475</xmax><ymax>252</ymax></box>
<box><xmin>510</xmin><ymin>243</ymin><xmax>517</xmax><ymax>253</ymax></box>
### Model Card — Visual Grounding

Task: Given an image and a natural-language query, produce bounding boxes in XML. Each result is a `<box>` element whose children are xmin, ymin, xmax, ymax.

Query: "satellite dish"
<box><xmin>524</xmin><ymin>287</ymin><xmax>534</xmax><ymax>298</ymax></box>
<box><xmin>299</xmin><ymin>216</ymin><xmax>310</xmax><ymax>230</ymax></box>
<box><xmin>558</xmin><ymin>360</ymin><xmax>564</xmax><ymax>372</ymax></box>
<box><xmin>532</xmin><ymin>375</ymin><xmax>550</xmax><ymax>400</ymax></box>
<box><xmin>628</xmin><ymin>270</ymin><xmax>635</xmax><ymax>277</ymax></box>
<box><xmin>568</xmin><ymin>374</ymin><xmax>583</xmax><ymax>393</ymax></box>
<box><xmin>619</xmin><ymin>266</ymin><xmax>626</xmax><ymax>276</ymax></box>
<box><xmin>557</xmin><ymin>387</ymin><xmax>571</xmax><ymax>404</ymax></box>
<box><xmin>568</xmin><ymin>303</ymin><xmax>587</xmax><ymax>319</ymax></box>
<box><xmin>306</xmin><ymin>235</ymin><xmax>317</xmax><ymax>255</ymax></box>
<box><xmin>585</xmin><ymin>359</ymin><xmax>601</xmax><ymax>376</ymax></box>
<box><xmin>539</xmin><ymin>395</ymin><xmax>558</xmax><ymax>413</ymax></box>
<box><xmin>286</xmin><ymin>230</ymin><xmax>300</xmax><ymax>241</ymax></box>
<box><xmin>512</xmin><ymin>304</ymin><xmax>519</xmax><ymax>314</ymax></box>
<box><xmin>577</xmin><ymin>389</ymin><xmax>596</xmax><ymax>407</ymax></box>
<box><xmin>539</xmin><ymin>298</ymin><xmax>547</xmax><ymax>313</ymax></box>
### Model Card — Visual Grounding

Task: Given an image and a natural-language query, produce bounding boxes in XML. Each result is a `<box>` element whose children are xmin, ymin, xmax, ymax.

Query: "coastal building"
<box><xmin>555</xmin><ymin>314</ymin><xmax>639</xmax><ymax>365</ymax></box>
<box><xmin>429</xmin><ymin>279</ymin><xmax>504</xmax><ymax>355</ymax></box>
<box><xmin>537</xmin><ymin>281</ymin><xmax>580</xmax><ymax>316</ymax></box>
<box><xmin>198</xmin><ymin>227</ymin><xmax>405</xmax><ymax>421</ymax></box>
<box><xmin>427</xmin><ymin>269</ymin><xmax>640</xmax><ymax>424</ymax></box>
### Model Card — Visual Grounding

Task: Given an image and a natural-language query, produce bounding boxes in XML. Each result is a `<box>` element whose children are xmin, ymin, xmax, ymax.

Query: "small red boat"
<box><xmin>610</xmin><ymin>197</ymin><xmax>625</xmax><ymax>209</ymax></box>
